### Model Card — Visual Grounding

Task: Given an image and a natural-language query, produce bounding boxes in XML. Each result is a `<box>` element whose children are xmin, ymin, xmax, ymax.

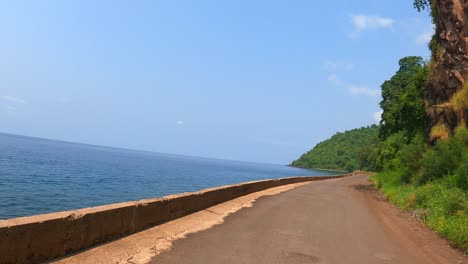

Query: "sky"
<box><xmin>0</xmin><ymin>0</ymin><xmax>432</xmax><ymax>164</ymax></box>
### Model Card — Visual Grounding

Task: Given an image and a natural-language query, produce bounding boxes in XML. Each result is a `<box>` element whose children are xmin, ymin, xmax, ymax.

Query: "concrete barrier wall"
<box><xmin>0</xmin><ymin>174</ymin><xmax>349</xmax><ymax>264</ymax></box>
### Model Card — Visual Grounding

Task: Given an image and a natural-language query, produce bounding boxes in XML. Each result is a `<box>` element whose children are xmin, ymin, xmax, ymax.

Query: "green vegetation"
<box><xmin>366</xmin><ymin>55</ymin><xmax>467</xmax><ymax>251</ymax></box>
<box><xmin>371</xmin><ymin>129</ymin><xmax>467</xmax><ymax>251</ymax></box>
<box><xmin>290</xmin><ymin>125</ymin><xmax>378</xmax><ymax>172</ymax></box>
<box><xmin>291</xmin><ymin>55</ymin><xmax>467</xmax><ymax>251</ymax></box>
<box><xmin>367</xmin><ymin>55</ymin><xmax>466</xmax><ymax>251</ymax></box>
<box><xmin>413</xmin><ymin>0</ymin><xmax>438</xmax><ymax>24</ymax></box>
<box><xmin>371</xmin><ymin>172</ymin><xmax>467</xmax><ymax>251</ymax></box>
<box><xmin>378</xmin><ymin>56</ymin><xmax>426</xmax><ymax>141</ymax></box>
<box><xmin>372</xmin><ymin>2</ymin><xmax>467</xmax><ymax>251</ymax></box>
<box><xmin>292</xmin><ymin>2</ymin><xmax>468</xmax><ymax>250</ymax></box>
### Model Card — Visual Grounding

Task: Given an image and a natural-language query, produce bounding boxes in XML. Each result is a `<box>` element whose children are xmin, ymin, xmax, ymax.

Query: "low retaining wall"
<box><xmin>0</xmin><ymin>174</ymin><xmax>350</xmax><ymax>264</ymax></box>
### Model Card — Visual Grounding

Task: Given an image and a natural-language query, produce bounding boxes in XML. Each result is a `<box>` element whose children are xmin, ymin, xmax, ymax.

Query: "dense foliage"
<box><xmin>290</xmin><ymin>1</ymin><xmax>467</xmax><ymax>251</ymax></box>
<box><xmin>371</xmin><ymin>56</ymin><xmax>467</xmax><ymax>251</ymax></box>
<box><xmin>379</xmin><ymin>56</ymin><xmax>426</xmax><ymax>141</ymax></box>
<box><xmin>291</xmin><ymin>56</ymin><xmax>428</xmax><ymax>173</ymax></box>
<box><xmin>413</xmin><ymin>0</ymin><xmax>432</xmax><ymax>12</ymax></box>
<box><xmin>292</xmin><ymin>54</ymin><xmax>467</xmax><ymax>250</ymax></box>
<box><xmin>290</xmin><ymin>125</ymin><xmax>378</xmax><ymax>171</ymax></box>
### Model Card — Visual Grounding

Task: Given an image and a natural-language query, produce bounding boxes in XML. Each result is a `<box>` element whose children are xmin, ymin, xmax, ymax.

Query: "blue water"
<box><xmin>0</xmin><ymin>133</ymin><xmax>335</xmax><ymax>220</ymax></box>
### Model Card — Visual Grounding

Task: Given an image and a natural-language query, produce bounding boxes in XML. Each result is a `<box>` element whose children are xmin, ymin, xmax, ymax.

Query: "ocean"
<box><xmin>0</xmin><ymin>133</ymin><xmax>335</xmax><ymax>220</ymax></box>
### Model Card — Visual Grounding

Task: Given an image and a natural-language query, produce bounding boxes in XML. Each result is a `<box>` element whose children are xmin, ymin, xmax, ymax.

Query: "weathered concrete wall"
<box><xmin>0</xmin><ymin>174</ymin><xmax>349</xmax><ymax>264</ymax></box>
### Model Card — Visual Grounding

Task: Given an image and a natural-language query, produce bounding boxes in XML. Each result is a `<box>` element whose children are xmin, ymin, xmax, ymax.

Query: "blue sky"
<box><xmin>0</xmin><ymin>1</ymin><xmax>432</xmax><ymax>164</ymax></box>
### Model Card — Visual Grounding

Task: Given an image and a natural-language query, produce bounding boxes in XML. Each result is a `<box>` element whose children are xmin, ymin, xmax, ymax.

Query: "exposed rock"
<box><xmin>425</xmin><ymin>0</ymin><xmax>468</xmax><ymax>141</ymax></box>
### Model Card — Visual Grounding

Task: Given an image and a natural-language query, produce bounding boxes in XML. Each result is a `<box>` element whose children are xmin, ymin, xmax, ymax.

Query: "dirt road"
<box><xmin>150</xmin><ymin>174</ymin><xmax>465</xmax><ymax>264</ymax></box>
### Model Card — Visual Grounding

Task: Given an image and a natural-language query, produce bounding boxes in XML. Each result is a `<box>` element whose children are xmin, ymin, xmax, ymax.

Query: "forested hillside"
<box><xmin>370</xmin><ymin>1</ymin><xmax>467</xmax><ymax>251</ymax></box>
<box><xmin>414</xmin><ymin>0</ymin><xmax>468</xmax><ymax>140</ymax></box>
<box><xmin>290</xmin><ymin>125</ymin><xmax>378</xmax><ymax>171</ymax></box>
<box><xmin>291</xmin><ymin>0</ymin><xmax>467</xmax><ymax>250</ymax></box>
<box><xmin>293</xmin><ymin>54</ymin><xmax>466</xmax><ymax>251</ymax></box>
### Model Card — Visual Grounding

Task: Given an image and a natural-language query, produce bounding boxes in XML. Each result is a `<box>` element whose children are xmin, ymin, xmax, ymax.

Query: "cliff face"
<box><xmin>425</xmin><ymin>0</ymin><xmax>468</xmax><ymax>141</ymax></box>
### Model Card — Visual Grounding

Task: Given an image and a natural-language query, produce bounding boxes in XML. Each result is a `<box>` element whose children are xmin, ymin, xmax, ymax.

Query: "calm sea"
<box><xmin>0</xmin><ymin>133</ymin><xmax>335</xmax><ymax>220</ymax></box>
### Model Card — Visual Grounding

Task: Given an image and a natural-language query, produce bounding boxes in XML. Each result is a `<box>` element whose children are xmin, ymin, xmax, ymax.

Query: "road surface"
<box><xmin>150</xmin><ymin>174</ymin><xmax>465</xmax><ymax>264</ymax></box>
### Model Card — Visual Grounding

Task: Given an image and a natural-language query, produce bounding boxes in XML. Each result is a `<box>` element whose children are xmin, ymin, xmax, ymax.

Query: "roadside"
<box><xmin>53</xmin><ymin>174</ymin><xmax>466</xmax><ymax>264</ymax></box>
<box><xmin>150</xmin><ymin>174</ymin><xmax>465</xmax><ymax>264</ymax></box>
<box><xmin>52</xmin><ymin>181</ymin><xmax>312</xmax><ymax>264</ymax></box>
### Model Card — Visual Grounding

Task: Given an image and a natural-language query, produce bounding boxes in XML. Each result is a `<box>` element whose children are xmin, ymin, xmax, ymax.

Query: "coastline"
<box><xmin>53</xmin><ymin>181</ymin><xmax>314</xmax><ymax>264</ymax></box>
<box><xmin>286</xmin><ymin>164</ymin><xmax>349</xmax><ymax>173</ymax></box>
<box><xmin>53</xmin><ymin>174</ymin><xmax>466</xmax><ymax>264</ymax></box>
<box><xmin>0</xmin><ymin>174</ymin><xmax>349</xmax><ymax>264</ymax></box>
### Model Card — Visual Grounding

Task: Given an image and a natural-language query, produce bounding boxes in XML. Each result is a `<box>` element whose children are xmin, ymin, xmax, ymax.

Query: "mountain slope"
<box><xmin>291</xmin><ymin>125</ymin><xmax>378</xmax><ymax>171</ymax></box>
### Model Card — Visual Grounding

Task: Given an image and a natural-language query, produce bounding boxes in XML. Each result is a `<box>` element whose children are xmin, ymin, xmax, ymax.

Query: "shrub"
<box><xmin>395</xmin><ymin>133</ymin><xmax>425</xmax><ymax>183</ymax></box>
<box><xmin>454</xmin><ymin>157</ymin><xmax>468</xmax><ymax>191</ymax></box>
<box><xmin>376</xmin><ymin>131</ymin><xmax>408</xmax><ymax>170</ymax></box>
<box><xmin>416</xmin><ymin>130</ymin><xmax>466</xmax><ymax>185</ymax></box>
<box><xmin>373</xmin><ymin>172</ymin><xmax>468</xmax><ymax>252</ymax></box>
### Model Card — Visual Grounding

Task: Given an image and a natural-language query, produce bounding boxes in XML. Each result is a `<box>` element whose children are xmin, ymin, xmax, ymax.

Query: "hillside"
<box><xmin>417</xmin><ymin>0</ymin><xmax>468</xmax><ymax>141</ymax></box>
<box><xmin>290</xmin><ymin>125</ymin><xmax>378</xmax><ymax>171</ymax></box>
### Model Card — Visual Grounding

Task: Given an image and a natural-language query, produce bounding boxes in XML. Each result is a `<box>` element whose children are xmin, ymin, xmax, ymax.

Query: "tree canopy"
<box><xmin>413</xmin><ymin>0</ymin><xmax>432</xmax><ymax>12</ymax></box>
<box><xmin>379</xmin><ymin>56</ymin><xmax>427</xmax><ymax>140</ymax></box>
<box><xmin>290</xmin><ymin>125</ymin><xmax>378</xmax><ymax>171</ymax></box>
<box><xmin>291</xmin><ymin>56</ymin><xmax>428</xmax><ymax>173</ymax></box>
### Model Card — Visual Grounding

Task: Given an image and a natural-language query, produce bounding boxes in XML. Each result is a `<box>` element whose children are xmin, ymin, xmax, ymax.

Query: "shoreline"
<box><xmin>286</xmin><ymin>164</ymin><xmax>349</xmax><ymax>173</ymax></box>
<box><xmin>53</xmin><ymin>174</ymin><xmax>466</xmax><ymax>264</ymax></box>
<box><xmin>0</xmin><ymin>174</ymin><xmax>348</xmax><ymax>224</ymax></box>
<box><xmin>0</xmin><ymin>174</ymin><xmax>350</xmax><ymax>264</ymax></box>
<box><xmin>0</xmin><ymin>172</ymin><xmax>343</xmax><ymax>222</ymax></box>
<box><xmin>53</xmin><ymin>181</ymin><xmax>314</xmax><ymax>263</ymax></box>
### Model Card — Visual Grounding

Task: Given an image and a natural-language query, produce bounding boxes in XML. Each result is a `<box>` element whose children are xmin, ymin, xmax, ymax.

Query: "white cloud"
<box><xmin>323</xmin><ymin>60</ymin><xmax>354</xmax><ymax>71</ymax></box>
<box><xmin>348</xmin><ymin>85</ymin><xmax>380</xmax><ymax>97</ymax></box>
<box><xmin>327</xmin><ymin>74</ymin><xmax>380</xmax><ymax>97</ymax></box>
<box><xmin>416</xmin><ymin>28</ymin><xmax>434</xmax><ymax>45</ymax></box>
<box><xmin>350</xmin><ymin>14</ymin><xmax>395</xmax><ymax>31</ymax></box>
<box><xmin>6</xmin><ymin>105</ymin><xmax>17</xmax><ymax>112</ymax></box>
<box><xmin>1</xmin><ymin>95</ymin><xmax>27</xmax><ymax>115</ymax></box>
<box><xmin>400</xmin><ymin>18</ymin><xmax>434</xmax><ymax>46</ymax></box>
<box><xmin>344</xmin><ymin>63</ymin><xmax>354</xmax><ymax>71</ymax></box>
<box><xmin>373</xmin><ymin>110</ymin><xmax>383</xmax><ymax>124</ymax></box>
<box><xmin>327</xmin><ymin>73</ymin><xmax>339</xmax><ymax>82</ymax></box>
<box><xmin>1</xmin><ymin>95</ymin><xmax>27</xmax><ymax>104</ymax></box>
<box><xmin>176</xmin><ymin>120</ymin><xmax>184</xmax><ymax>126</ymax></box>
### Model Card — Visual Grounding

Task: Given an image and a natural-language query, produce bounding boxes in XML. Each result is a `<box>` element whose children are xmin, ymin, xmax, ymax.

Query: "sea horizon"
<box><xmin>0</xmin><ymin>131</ymin><xmax>294</xmax><ymax>167</ymax></box>
<box><xmin>0</xmin><ymin>132</ymin><xmax>336</xmax><ymax>220</ymax></box>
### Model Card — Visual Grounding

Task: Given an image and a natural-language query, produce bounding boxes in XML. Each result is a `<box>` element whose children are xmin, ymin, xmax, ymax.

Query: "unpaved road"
<box><xmin>150</xmin><ymin>174</ymin><xmax>466</xmax><ymax>264</ymax></box>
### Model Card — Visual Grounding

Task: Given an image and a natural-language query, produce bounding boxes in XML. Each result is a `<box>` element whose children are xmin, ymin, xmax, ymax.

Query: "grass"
<box><xmin>371</xmin><ymin>172</ymin><xmax>468</xmax><ymax>252</ymax></box>
<box><xmin>430</xmin><ymin>123</ymin><xmax>449</xmax><ymax>141</ymax></box>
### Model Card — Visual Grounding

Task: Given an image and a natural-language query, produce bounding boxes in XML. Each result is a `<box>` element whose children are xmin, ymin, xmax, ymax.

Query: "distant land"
<box><xmin>290</xmin><ymin>125</ymin><xmax>378</xmax><ymax>172</ymax></box>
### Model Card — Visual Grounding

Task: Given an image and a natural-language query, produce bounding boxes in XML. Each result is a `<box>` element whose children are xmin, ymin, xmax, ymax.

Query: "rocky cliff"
<box><xmin>425</xmin><ymin>0</ymin><xmax>468</xmax><ymax>141</ymax></box>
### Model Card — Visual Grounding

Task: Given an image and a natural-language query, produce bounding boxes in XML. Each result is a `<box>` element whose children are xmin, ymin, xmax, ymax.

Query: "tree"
<box><xmin>379</xmin><ymin>56</ymin><xmax>426</xmax><ymax>140</ymax></box>
<box><xmin>413</xmin><ymin>0</ymin><xmax>432</xmax><ymax>12</ymax></box>
<box><xmin>291</xmin><ymin>126</ymin><xmax>378</xmax><ymax>171</ymax></box>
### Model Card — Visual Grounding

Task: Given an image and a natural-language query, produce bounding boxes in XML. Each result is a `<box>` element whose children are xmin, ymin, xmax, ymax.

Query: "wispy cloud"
<box><xmin>1</xmin><ymin>95</ymin><xmax>27</xmax><ymax>104</ymax></box>
<box><xmin>1</xmin><ymin>95</ymin><xmax>28</xmax><ymax>115</ymax></box>
<box><xmin>350</xmin><ymin>14</ymin><xmax>395</xmax><ymax>31</ymax></box>
<box><xmin>373</xmin><ymin>110</ymin><xmax>383</xmax><ymax>124</ymax></box>
<box><xmin>327</xmin><ymin>74</ymin><xmax>380</xmax><ymax>97</ymax></box>
<box><xmin>416</xmin><ymin>27</ymin><xmax>434</xmax><ymax>45</ymax></box>
<box><xmin>327</xmin><ymin>74</ymin><xmax>340</xmax><ymax>83</ymax></box>
<box><xmin>323</xmin><ymin>60</ymin><xmax>354</xmax><ymax>71</ymax></box>
<box><xmin>399</xmin><ymin>17</ymin><xmax>434</xmax><ymax>46</ymax></box>
<box><xmin>348</xmin><ymin>85</ymin><xmax>381</xmax><ymax>97</ymax></box>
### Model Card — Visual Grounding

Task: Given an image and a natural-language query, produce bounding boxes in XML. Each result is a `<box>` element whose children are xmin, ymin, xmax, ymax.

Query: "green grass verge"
<box><xmin>370</xmin><ymin>172</ymin><xmax>468</xmax><ymax>252</ymax></box>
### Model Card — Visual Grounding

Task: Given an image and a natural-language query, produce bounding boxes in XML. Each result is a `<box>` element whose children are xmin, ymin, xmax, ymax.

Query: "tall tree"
<box><xmin>379</xmin><ymin>56</ymin><xmax>426</xmax><ymax>140</ymax></box>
